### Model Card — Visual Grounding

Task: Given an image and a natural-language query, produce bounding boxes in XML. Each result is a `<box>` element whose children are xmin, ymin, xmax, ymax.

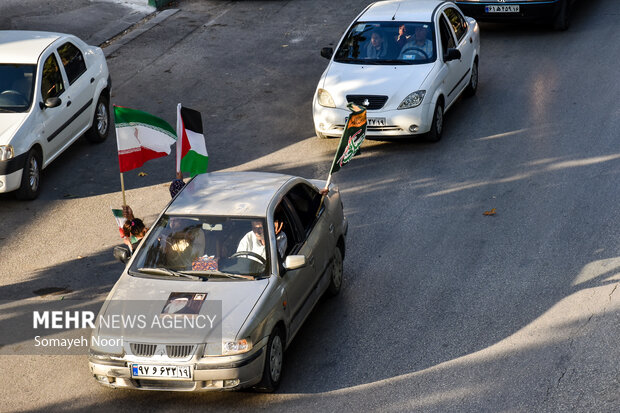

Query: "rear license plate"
<box><xmin>131</xmin><ymin>364</ymin><xmax>192</xmax><ymax>379</ymax></box>
<box><xmin>485</xmin><ymin>5</ymin><xmax>520</xmax><ymax>13</ymax></box>
<box><xmin>367</xmin><ymin>118</ymin><xmax>386</xmax><ymax>127</ymax></box>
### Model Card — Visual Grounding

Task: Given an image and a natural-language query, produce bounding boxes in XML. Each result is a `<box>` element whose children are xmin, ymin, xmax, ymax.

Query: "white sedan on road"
<box><xmin>313</xmin><ymin>0</ymin><xmax>479</xmax><ymax>142</ymax></box>
<box><xmin>0</xmin><ymin>31</ymin><xmax>111</xmax><ymax>199</ymax></box>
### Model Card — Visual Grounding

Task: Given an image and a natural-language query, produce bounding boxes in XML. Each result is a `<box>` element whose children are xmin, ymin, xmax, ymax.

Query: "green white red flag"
<box><xmin>176</xmin><ymin>104</ymin><xmax>208</xmax><ymax>177</ymax></box>
<box><xmin>114</xmin><ymin>105</ymin><xmax>176</xmax><ymax>173</ymax></box>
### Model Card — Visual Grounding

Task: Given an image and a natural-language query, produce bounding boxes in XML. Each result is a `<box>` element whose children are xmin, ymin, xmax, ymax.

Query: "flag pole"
<box><xmin>176</xmin><ymin>103</ymin><xmax>182</xmax><ymax>175</ymax></box>
<box><xmin>316</xmin><ymin>173</ymin><xmax>332</xmax><ymax>217</ymax></box>
<box><xmin>120</xmin><ymin>172</ymin><xmax>126</xmax><ymax>206</ymax></box>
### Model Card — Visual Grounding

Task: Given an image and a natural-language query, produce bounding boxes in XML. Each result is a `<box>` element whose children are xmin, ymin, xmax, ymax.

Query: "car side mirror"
<box><xmin>113</xmin><ymin>245</ymin><xmax>131</xmax><ymax>264</ymax></box>
<box><xmin>444</xmin><ymin>48</ymin><xmax>461</xmax><ymax>62</ymax></box>
<box><xmin>40</xmin><ymin>97</ymin><xmax>61</xmax><ymax>110</ymax></box>
<box><xmin>320</xmin><ymin>47</ymin><xmax>334</xmax><ymax>60</ymax></box>
<box><xmin>283</xmin><ymin>255</ymin><xmax>306</xmax><ymax>270</ymax></box>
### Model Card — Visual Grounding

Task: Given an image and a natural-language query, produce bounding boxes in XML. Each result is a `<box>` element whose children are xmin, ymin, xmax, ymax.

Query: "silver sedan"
<box><xmin>89</xmin><ymin>171</ymin><xmax>347</xmax><ymax>392</ymax></box>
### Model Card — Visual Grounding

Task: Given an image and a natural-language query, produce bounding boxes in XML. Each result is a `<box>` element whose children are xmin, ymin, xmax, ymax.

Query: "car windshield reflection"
<box><xmin>0</xmin><ymin>64</ymin><xmax>36</xmax><ymax>112</ymax></box>
<box><xmin>129</xmin><ymin>215</ymin><xmax>270</xmax><ymax>280</ymax></box>
<box><xmin>334</xmin><ymin>21</ymin><xmax>436</xmax><ymax>65</ymax></box>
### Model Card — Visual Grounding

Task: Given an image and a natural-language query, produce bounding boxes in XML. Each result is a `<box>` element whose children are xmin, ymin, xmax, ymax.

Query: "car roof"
<box><xmin>0</xmin><ymin>31</ymin><xmax>65</xmax><ymax>64</ymax></box>
<box><xmin>166</xmin><ymin>171</ymin><xmax>296</xmax><ymax>218</ymax></box>
<box><xmin>361</xmin><ymin>0</ymin><xmax>446</xmax><ymax>22</ymax></box>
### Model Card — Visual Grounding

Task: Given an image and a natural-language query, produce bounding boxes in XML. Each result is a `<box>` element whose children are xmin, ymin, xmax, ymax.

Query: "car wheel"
<box><xmin>326</xmin><ymin>248</ymin><xmax>343</xmax><ymax>296</ymax></box>
<box><xmin>316</xmin><ymin>130</ymin><xmax>328</xmax><ymax>139</ymax></box>
<box><xmin>426</xmin><ymin>101</ymin><xmax>443</xmax><ymax>143</ymax></box>
<box><xmin>15</xmin><ymin>148</ymin><xmax>42</xmax><ymax>200</ymax></box>
<box><xmin>86</xmin><ymin>94</ymin><xmax>110</xmax><ymax>143</ymax></box>
<box><xmin>254</xmin><ymin>327</ymin><xmax>284</xmax><ymax>393</ymax></box>
<box><xmin>553</xmin><ymin>0</ymin><xmax>570</xmax><ymax>31</ymax></box>
<box><xmin>464</xmin><ymin>59</ymin><xmax>478</xmax><ymax>97</ymax></box>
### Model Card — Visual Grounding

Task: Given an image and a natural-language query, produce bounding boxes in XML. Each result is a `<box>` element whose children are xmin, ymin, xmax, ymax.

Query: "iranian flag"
<box><xmin>176</xmin><ymin>104</ymin><xmax>208</xmax><ymax>177</ymax></box>
<box><xmin>114</xmin><ymin>105</ymin><xmax>176</xmax><ymax>173</ymax></box>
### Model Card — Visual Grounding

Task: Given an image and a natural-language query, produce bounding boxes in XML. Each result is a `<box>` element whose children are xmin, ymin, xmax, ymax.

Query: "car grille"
<box><xmin>133</xmin><ymin>379</ymin><xmax>196</xmax><ymax>390</ymax></box>
<box><xmin>334</xmin><ymin>124</ymin><xmax>403</xmax><ymax>133</ymax></box>
<box><xmin>130</xmin><ymin>343</ymin><xmax>157</xmax><ymax>357</ymax></box>
<box><xmin>346</xmin><ymin>95</ymin><xmax>388</xmax><ymax>110</ymax></box>
<box><xmin>166</xmin><ymin>345</ymin><xmax>195</xmax><ymax>358</ymax></box>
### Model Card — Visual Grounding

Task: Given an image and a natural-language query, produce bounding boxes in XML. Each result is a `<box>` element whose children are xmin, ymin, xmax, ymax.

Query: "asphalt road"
<box><xmin>1</xmin><ymin>0</ymin><xmax>620</xmax><ymax>411</ymax></box>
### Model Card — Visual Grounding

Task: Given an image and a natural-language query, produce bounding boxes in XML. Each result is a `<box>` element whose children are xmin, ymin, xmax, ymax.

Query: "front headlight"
<box><xmin>0</xmin><ymin>145</ymin><xmax>14</xmax><ymax>161</ymax></box>
<box><xmin>398</xmin><ymin>90</ymin><xmax>426</xmax><ymax>110</ymax></box>
<box><xmin>317</xmin><ymin>88</ymin><xmax>336</xmax><ymax>108</ymax></box>
<box><xmin>222</xmin><ymin>338</ymin><xmax>252</xmax><ymax>355</ymax></box>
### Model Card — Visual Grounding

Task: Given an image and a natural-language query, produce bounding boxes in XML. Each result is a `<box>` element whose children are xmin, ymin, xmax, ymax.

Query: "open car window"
<box><xmin>57</xmin><ymin>42</ymin><xmax>87</xmax><ymax>85</ymax></box>
<box><xmin>334</xmin><ymin>21</ymin><xmax>436</xmax><ymax>65</ymax></box>
<box><xmin>129</xmin><ymin>215</ymin><xmax>271</xmax><ymax>279</ymax></box>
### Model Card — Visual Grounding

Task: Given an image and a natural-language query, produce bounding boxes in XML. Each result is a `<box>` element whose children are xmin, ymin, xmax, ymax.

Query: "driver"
<box><xmin>398</xmin><ymin>25</ymin><xmax>433</xmax><ymax>60</ymax></box>
<box><xmin>237</xmin><ymin>220</ymin><xmax>267</xmax><ymax>260</ymax></box>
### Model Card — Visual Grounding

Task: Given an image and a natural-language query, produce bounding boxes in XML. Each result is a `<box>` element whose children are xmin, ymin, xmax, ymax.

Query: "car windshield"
<box><xmin>0</xmin><ymin>64</ymin><xmax>36</xmax><ymax>113</ymax></box>
<box><xmin>334</xmin><ymin>21</ymin><xmax>436</xmax><ymax>65</ymax></box>
<box><xmin>129</xmin><ymin>215</ymin><xmax>270</xmax><ymax>280</ymax></box>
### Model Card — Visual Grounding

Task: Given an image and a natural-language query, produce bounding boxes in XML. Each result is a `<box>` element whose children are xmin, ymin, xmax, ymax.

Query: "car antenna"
<box><xmin>391</xmin><ymin>2</ymin><xmax>401</xmax><ymax>20</ymax></box>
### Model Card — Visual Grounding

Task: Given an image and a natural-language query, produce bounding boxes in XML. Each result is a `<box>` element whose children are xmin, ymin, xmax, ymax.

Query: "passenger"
<box><xmin>274</xmin><ymin>219</ymin><xmax>288</xmax><ymax>259</ymax></box>
<box><xmin>365</xmin><ymin>30</ymin><xmax>389</xmax><ymax>59</ymax></box>
<box><xmin>237</xmin><ymin>220</ymin><xmax>267</xmax><ymax>260</ymax></box>
<box><xmin>399</xmin><ymin>25</ymin><xmax>433</xmax><ymax>60</ymax></box>
<box><xmin>122</xmin><ymin>218</ymin><xmax>147</xmax><ymax>252</ymax></box>
<box><xmin>169</xmin><ymin>171</ymin><xmax>186</xmax><ymax>198</ymax></box>
<box><xmin>395</xmin><ymin>24</ymin><xmax>411</xmax><ymax>50</ymax></box>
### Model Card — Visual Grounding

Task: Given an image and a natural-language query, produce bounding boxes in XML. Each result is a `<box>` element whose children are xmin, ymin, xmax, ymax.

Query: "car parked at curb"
<box><xmin>0</xmin><ymin>31</ymin><xmax>111</xmax><ymax>199</ymax></box>
<box><xmin>313</xmin><ymin>0</ymin><xmax>480</xmax><ymax>142</ymax></box>
<box><xmin>454</xmin><ymin>0</ymin><xmax>578</xmax><ymax>31</ymax></box>
<box><xmin>89</xmin><ymin>172</ymin><xmax>348</xmax><ymax>392</ymax></box>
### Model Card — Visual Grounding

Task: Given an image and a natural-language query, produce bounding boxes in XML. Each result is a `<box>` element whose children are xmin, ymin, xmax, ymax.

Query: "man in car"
<box><xmin>237</xmin><ymin>220</ymin><xmax>288</xmax><ymax>261</ymax></box>
<box><xmin>398</xmin><ymin>24</ymin><xmax>433</xmax><ymax>60</ymax></box>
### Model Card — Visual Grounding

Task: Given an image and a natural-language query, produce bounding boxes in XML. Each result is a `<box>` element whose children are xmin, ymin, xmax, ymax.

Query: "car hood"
<box><xmin>322</xmin><ymin>61</ymin><xmax>435</xmax><ymax>108</ymax></box>
<box><xmin>94</xmin><ymin>274</ymin><xmax>270</xmax><ymax>344</ymax></box>
<box><xmin>0</xmin><ymin>113</ymin><xmax>28</xmax><ymax>145</ymax></box>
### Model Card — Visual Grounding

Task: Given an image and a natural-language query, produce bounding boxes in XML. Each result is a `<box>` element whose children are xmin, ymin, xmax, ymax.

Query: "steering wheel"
<box><xmin>400</xmin><ymin>47</ymin><xmax>429</xmax><ymax>60</ymax></box>
<box><xmin>231</xmin><ymin>251</ymin><xmax>267</xmax><ymax>265</ymax></box>
<box><xmin>0</xmin><ymin>90</ymin><xmax>28</xmax><ymax>106</ymax></box>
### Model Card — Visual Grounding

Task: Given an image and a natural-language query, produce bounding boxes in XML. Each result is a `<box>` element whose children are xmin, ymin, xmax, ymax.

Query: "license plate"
<box><xmin>131</xmin><ymin>364</ymin><xmax>192</xmax><ymax>379</ymax></box>
<box><xmin>367</xmin><ymin>118</ymin><xmax>386</xmax><ymax>127</ymax></box>
<box><xmin>485</xmin><ymin>5</ymin><xmax>520</xmax><ymax>13</ymax></box>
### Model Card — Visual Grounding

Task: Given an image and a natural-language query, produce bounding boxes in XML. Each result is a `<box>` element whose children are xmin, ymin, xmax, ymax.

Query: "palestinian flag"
<box><xmin>114</xmin><ymin>105</ymin><xmax>176</xmax><ymax>173</ymax></box>
<box><xmin>328</xmin><ymin>103</ymin><xmax>367</xmax><ymax>175</ymax></box>
<box><xmin>176</xmin><ymin>104</ymin><xmax>208</xmax><ymax>177</ymax></box>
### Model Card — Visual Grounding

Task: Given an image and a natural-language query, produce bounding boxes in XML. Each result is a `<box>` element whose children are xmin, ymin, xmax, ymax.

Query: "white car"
<box><xmin>0</xmin><ymin>31</ymin><xmax>111</xmax><ymax>199</ymax></box>
<box><xmin>313</xmin><ymin>0</ymin><xmax>479</xmax><ymax>142</ymax></box>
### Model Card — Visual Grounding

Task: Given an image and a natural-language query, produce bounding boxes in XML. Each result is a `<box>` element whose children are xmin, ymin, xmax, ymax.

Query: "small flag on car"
<box><xmin>328</xmin><ymin>102</ymin><xmax>367</xmax><ymax>175</ymax></box>
<box><xmin>176</xmin><ymin>104</ymin><xmax>208</xmax><ymax>177</ymax></box>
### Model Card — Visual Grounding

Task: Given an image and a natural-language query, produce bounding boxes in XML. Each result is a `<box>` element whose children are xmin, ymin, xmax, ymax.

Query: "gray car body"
<box><xmin>89</xmin><ymin>171</ymin><xmax>347</xmax><ymax>391</ymax></box>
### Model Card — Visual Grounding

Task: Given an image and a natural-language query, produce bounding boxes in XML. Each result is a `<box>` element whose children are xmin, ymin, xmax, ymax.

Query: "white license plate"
<box><xmin>131</xmin><ymin>364</ymin><xmax>192</xmax><ymax>379</ymax></box>
<box><xmin>367</xmin><ymin>118</ymin><xmax>386</xmax><ymax>127</ymax></box>
<box><xmin>485</xmin><ymin>5</ymin><xmax>520</xmax><ymax>13</ymax></box>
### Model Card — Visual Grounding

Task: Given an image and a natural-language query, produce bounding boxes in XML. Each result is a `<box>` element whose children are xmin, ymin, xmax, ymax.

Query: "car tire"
<box><xmin>464</xmin><ymin>59</ymin><xmax>478</xmax><ymax>97</ymax></box>
<box><xmin>254</xmin><ymin>327</ymin><xmax>284</xmax><ymax>393</ymax></box>
<box><xmin>553</xmin><ymin>0</ymin><xmax>570</xmax><ymax>31</ymax></box>
<box><xmin>316</xmin><ymin>130</ymin><xmax>328</xmax><ymax>139</ymax></box>
<box><xmin>15</xmin><ymin>148</ymin><xmax>42</xmax><ymax>200</ymax></box>
<box><xmin>85</xmin><ymin>94</ymin><xmax>110</xmax><ymax>143</ymax></box>
<box><xmin>426</xmin><ymin>101</ymin><xmax>444</xmax><ymax>143</ymax></box>
<box><xmin>326</xmin><ymin>248</ymin><xmax>343</xmax><ymax>297</ymax></box>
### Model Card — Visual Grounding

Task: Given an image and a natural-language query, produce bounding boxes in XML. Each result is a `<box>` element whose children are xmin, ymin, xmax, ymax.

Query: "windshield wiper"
<box><xmin>191</xmin><ymin>270</ymin><xmax>256</xmax><ymax>280</ymax></box>
<box><xmin>0</xmin><ymin>107</ymin><xmax>18</xmax><ymax>113</ymax></box>
<box><xmin>137</xmin><ymin>267</ymin><xmax>205</xmax><ymax>281</ymax></box>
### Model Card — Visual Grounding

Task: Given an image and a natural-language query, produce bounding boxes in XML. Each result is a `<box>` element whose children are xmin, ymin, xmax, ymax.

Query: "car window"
<box><xmin>444</xmin><ymin>7</ymin><xmax>467</xmax><ymax>42</ymax></box>
<box><xmin>438</xmin><ymin>15</ymin><xmax>456</xmax><ymax>57</ymax></box>
<box><xmin>334</xmin><ymin>21</ymin><xmax>436</xmax><ymax>65</ymax></box>
<box><xmin>41</xmin><ymin>54</ymin><xmax>65</xmax><ymax>101</ymax></box>
<box><xmin>285</xmin><ymin>183</ymin><xmax>322</xmax><ymax>236</ymax></box>
<box><xmin>129</xmin><ymin>215</ymin><xmax>270</xmax><ymax>279</ymax></box>
<box><xmin>57</xmin><ymin>42</ymin><xmax>87</xmax><ymax>85</ymax></box>
<box><xmin>0</xmin><ymin>64</ymin><xmax>36</xmax><ymax>112</ymax></box>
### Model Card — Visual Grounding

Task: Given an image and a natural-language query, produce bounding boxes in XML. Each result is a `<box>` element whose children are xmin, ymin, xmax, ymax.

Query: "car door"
<box><xmin>278</xmin><ymin>184</ymin><xmax>331</xmax><ymax>335</ymax></box>
<box><xmin>436</xmin><ymin>11</ymin><xmax>466</xmax><ymax>109</ymax></box>
<box><xmin>444</xmin><ymin>6</ymin><xmax>474</xmax><ymax>97</ymax></box>
<box><xmin>38</xmin><ymin>51</ymin><xmax>70</xmax><ymax>163</ymax></box>
<box><xmin>56</xmin><ymin>41</ymin><xmax>93</xmax><ymax>140</ymax></box>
